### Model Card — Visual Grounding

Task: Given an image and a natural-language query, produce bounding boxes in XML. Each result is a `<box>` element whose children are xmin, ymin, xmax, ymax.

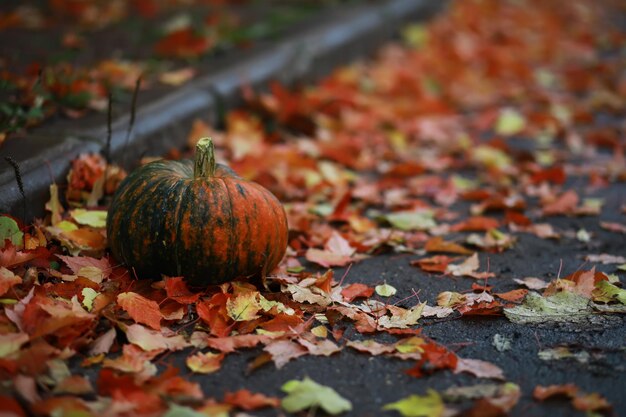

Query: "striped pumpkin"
<box><xmin>106</xmin><ymin>137</ymin><xmax>288</xmax><ymax>286</ymax></box>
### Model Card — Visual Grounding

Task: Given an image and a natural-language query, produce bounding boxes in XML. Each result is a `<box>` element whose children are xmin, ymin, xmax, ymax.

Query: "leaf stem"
<box><xmin>194</xmin><ymin>137</ymin><xmax>216</xmax><ymax>178</ymax></box>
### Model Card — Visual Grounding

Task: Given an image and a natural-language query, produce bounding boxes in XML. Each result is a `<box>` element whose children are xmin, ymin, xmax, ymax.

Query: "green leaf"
<box><xmin>281</xmin><ymin>377</ymin><xmax>352</xmax><ymax>415</ymax></box>
<box><xmin>402</xmin><ymin>24</ymin><xmax>428</xmax><ymax>49</ymax></box>
<box><xmin>495</xmin><ymin>108</ymin><xmax>526</xmax><ymax>135</ymax></box>
<box><xmin>593</xmin><ymin>281</ymin><xmax>626</xmax><ymax>305</ymax></box>
<box><xmin>504</xmin><ymin>291</ymin><xmax>594</xmax><ymax>325</ymax></box>
<box><xmin>383</xmin><ymin>390</ymin><xmax>444</xmax><ymax>417</ymax></box>
<box><xmin>385</xmin><ymin>210</ymin><xmax>436</xmax><ymax>231</ymax></box>
<box><xmin>81</xmin><ymin>288</ymin><xmax>99</xmax><ymax>311</ymax></box>
<box><xmin>70</xmin><ymin>209</ymin><xmax>107</xmax><ymax>228</ymax></box>
<box><xmin>375</xmin><ymin>283</ymin><xmax>397</xmax><ymax>297</ymax></box>
<box><xmin>0</xmin><ymin>216</ymin><xmax>23</xmax><ymax>248</ymax></box>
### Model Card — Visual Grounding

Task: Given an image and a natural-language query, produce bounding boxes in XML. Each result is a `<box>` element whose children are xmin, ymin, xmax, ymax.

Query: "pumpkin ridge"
<box><xmin>171</xmin><ymin>179</ymin><xmax>189</xmax><ymax>277</ymax></box>
<box><xmin>219</xmin><ymin>177</ymin><xmax>239</xmax><ymax>279</ymax></box>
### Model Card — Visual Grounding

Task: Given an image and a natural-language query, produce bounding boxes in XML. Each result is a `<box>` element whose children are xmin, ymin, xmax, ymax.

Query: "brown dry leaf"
<box><xmin>124</xmin><ymin>324</ymin><xmax>189</xmax><ymax>352</ymax></box>
<box><xmin>455</xmin><ymin>358</ymin><xmax>505</xmax><ymax>380</ymax></box>
<box><xmin>446</xmin><ymin>253</ymin><xmax>495</xmax><ymax>279</ymax></box>
<box><xmin>0</xmin><ymin>267</ymin><xmax>22</xmax><ymax>297</ymax></box>
<box><xmin>264</xmin><ymin>340</ymin><xmax>307</xmax><ymax>369</ymax></box>
<box><xmin>425</xmin><ymin>236</ymin><xmax>472</xmax><ymax>255</ymax></box>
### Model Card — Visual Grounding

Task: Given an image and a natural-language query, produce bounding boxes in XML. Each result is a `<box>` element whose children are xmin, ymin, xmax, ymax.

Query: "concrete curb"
<box><xmin>0</xmin><ymin>0</ymin><xmax>444</xmax><ymax>221</ymax></box>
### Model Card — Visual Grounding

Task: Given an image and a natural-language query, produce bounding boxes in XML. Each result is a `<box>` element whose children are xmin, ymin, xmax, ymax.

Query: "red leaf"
<box><xmin>117</xmin><ymin>292</ymin><xmax>162</xmax><ymax>330</ymax></box>
<box><xmin>341</xmin><ymin>283</ymin><xmax>375</xmax><ymax>302</ymax></box>
<box><xmin>406</xmin><ymin>340</ymin><xmax>457</xmax><ymax>378</ymax></box>
<box><xmin>224</xmin><ymin>389</ymin><xmax>280</xmax><ymax>410</ymax></box>
<box><xmin>410</xmin><ymin>255</ymin><xmax>455</xmax><ymax>273</ymax></box>
<box><xmin>542</xmin><ymin>190</ymin><xmax>579</xmax><ymax>216</ymax></box>
<box><xmin>451</xmin><ymin>216</ymin><xmax>500</xmax><ymax>232</ymax></box>
<box><xmin>164</xmin><ymin>276</ymin><xmax>201</xmax><ymax>304</ymax></box>
<box><xmin>154</xmin><ymin>28</ymin><xmax>212</xmax><ymax>58</ymax></box>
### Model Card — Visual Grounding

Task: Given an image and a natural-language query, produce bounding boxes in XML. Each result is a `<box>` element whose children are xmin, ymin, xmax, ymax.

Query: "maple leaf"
<box><xmin>102</xmin><ymin>343</ymin><xmax>158</xmax><ymax>375</ymax></box>
<box><xmin>513</xmin><ymin>277</ymin><xmax>549</xmax><ymax>290</ymax></box>
<box><xmin>378</xmin><ymin>304</ymin><xmax>424</xmax><ymax>329</ymax></box>
<box><xmin>297</xmin><ymin>336</ymin><xmax>342</xmax><ymax>356</ymax></box>
<box><xmin>57</xmin><ymin>254</ymin><xmax>111</xmax><ymax>284</ymax></box>
<box><xmin>341</xmin><ymin>283</ymin><xmax>374</xmax><ymax>302</ymax></box>
<box><xmin>383</xmin><ymin>389</ymin><xmax>445</xmax><ymax>417</ymax></box>
<box><xmin>205</xmin><ymin>334</ymin><xmax>271</xmax><ymax>353</ymax></box>
<box><xmin>305</xmin><ymin>231</ymin><xmax>356</xmax><ymax>267</ymax></box>
<box><xmin>454</xmin><ymin>358</ymin><xmax>505</xmax><ymax>380</ymax></box>
<box><xmin>445</xmin><ymin>253</ymin><xmax>495</xmax><ymax>279</ymax></box>
<box><xmin>264</xmin><ymin>340</ymin><xmax>307</xmax><ymax>369</ymax></box>
<box><xmin>411</xmin><ymin>255</ymin><xmax>455</xmax><ymax>273</ymax></box>
<box><xmin>0</xmin><ymin>332</ymin><xmax>29</xmax><ymax>358</ymax></box>
<box><xmin>124</xmin><ymin>324</ymin><xmax>189</xmax><ymax>351</ymax></box>
<box><xmin>385</xmin><ymin>210</ymin><xmax>436</xmax><ymax>231</ymax></box>
<box><xmin>425</xmin><ymin>236</ymin><xmax>472</xmax><ymax>255</ymax></box>
<box><xmin>226</xmin><ymin>291</ymin><xmax>262</xmax><ymax>321</ymax></box>
<box><xmin>117</xmin><ymin>292</ymin><xmax>162</xmax><ymax>330</ymax></box>
<box><xmin>328</xmin><ymin>305</ymin><xmax>377</xmax><ymax>333</ymax></box>
<box><xmin>284</xmin><ymin>284</ymin><xmax>332</xmax><ymax>307</ymax></box>
<box><xmin>346</xmin><ymin>339</ymin><xmax>397</xmax><ymax>356</ymax></box>
<box><xmin>542</xmin><ymin>190</ymin><xmax>579</xmax><ymax>216</ymax></box>
<box><xmin>406</xmin><ymin>340</ymin><xmax>457</xmax><ymax>378</ymax></box>
<box><xmin>0</xmin><ymin>267</ymin><xmax>22</xmax><ymax>297</ymax></box>
<box><xmin>89</xmin><ymin>327</ymin><xmax>116</xmax><ymax>356</ymax></box>
<box><xmin>281</xmin><ymin>377</ymin><xmax>352</xmax><ymax>415</ymax></box>
<box><xmin>164</xmin><ymin>276</ymin><xmax>201</xmax><ymax>304</ymax></box>
<box><xmin>186</xmin><ymin>351</ymin><xmax>225</xmax><ymax>374</ymax></box>
<box><xmin>224</xmin><ymin>389</ymin><xmax>280</xmax><ymax>410</ymax></box>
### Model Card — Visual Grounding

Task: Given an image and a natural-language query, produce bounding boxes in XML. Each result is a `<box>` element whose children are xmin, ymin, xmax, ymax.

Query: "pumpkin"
<box><xmin>106</xmin><ymin>137</ymin><xmax>288</xmax><ymax>286</ymax></box>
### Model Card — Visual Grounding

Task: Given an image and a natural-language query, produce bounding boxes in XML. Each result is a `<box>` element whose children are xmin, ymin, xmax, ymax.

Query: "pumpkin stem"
<box><xmin>194</xmin><ymin>137</ymin><xmax>217</xmax><ymax>178</ymax></box>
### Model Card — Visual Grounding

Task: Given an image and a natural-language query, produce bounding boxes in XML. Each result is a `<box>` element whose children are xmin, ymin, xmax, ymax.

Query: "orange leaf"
<box><xmin>451</xmin><ymin>216</ymin><xmax>500</xmax><ymax>232</ymax></box>
<box><xmin>341</xmin><ymin>283</ymin><xmax>375</xmax><ymax>302</ymax></box>
<box><xmin>425</xmin><ymin>237</ymin><xmax>472</xmax><ymax>255</ymax></box>
<box><xmin>117</xmin><ymin>292</ymin><xmax>162</xmax><ymax>330</ymax></box>
<box><xmin>494</xmin><ymin>289</ymin><xmax>527</xmax><ymax>302</ymax></box>
<box><xmin>223</xmin><ymin>389</ymin><xmax>280</xmax><ymax>410</ymax></box>
<box><xmin>533</xmin><ymin>384</ymin><xmax>579</xmax><ymax>401</ymax></box>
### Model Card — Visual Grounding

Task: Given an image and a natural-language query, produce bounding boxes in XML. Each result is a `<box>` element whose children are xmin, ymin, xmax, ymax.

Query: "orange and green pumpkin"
<box><xmin>106</xmin><ymin>137</ymin><xmax>288</xmax><ymax>286</ymax></box>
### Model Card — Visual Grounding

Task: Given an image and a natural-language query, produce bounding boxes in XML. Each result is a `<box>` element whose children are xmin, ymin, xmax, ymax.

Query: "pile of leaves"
<box><xmin>2</xmin><ymin>0</ymin><xmax>626</xmax><ymax>415</ymax></box>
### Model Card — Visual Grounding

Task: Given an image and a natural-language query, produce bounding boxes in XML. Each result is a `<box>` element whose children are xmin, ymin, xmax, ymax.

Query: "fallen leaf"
<box><xmin>495</xmin><ymin>108</ymin><xmax>525</xmax><ymax>135</ymax></box>
<box><xmin>375</xmin><ymin>283</ymin><xmax>397</xmax><ymax>297</ymax></box>
<box><xmin>70</xmin><ymin>209</ymin><xmax>107</xmax><ymax>228</ymax></box>
<box><xmin>425</xmin><ymin>236</ymin><xmax>472</xmax><ymax>255</ymax></box>
<box><xmin>124</xmin><ymin>324</ymin><xmax>188</xmax><ymax>351</ymax></box>
<box><xmin>264</xmin><ymin>340</ymin><xmax>307</xmax><ymax>369</ymax></box>
<box><xmin>382</xmin><ymin>389</ymin><xmax>444</xmax><ymax>417</ymax></box>
<box><xmin>341</xmin><ymin>283</ymin><xmax>374</xmax><ymax>302</ymax></box>
<box><xmin>281</xmin><ymin>377</ymin><xmax>352</xmax><ymax>415</ymax></box>
<box><xmin>0</xmin><ymin>267</ymin><xmax>22</xmax><ymax>297</ymax></box>
<box><xmin>117</xmin><ymin>292</ymin><xmax>162</xmax><ymax>330</ymax></box>
<box><xmin>454</xmin><ymin>358</ymin><xmax>505</xmax><ymax>380</ymax></box>
<box><xmin>223</xmin><ymin>389</ymin><xmax>280</xmax><ymax>410</ymax></box>
<box><xmin>385</xmin><ymin>210</ymin><xmax>436</xmax><ymax>231</ymax></box>
<box><xmin>186</xmin><ymin>351</ymin><xmax>225</xmax><ymax>374</ymax></box>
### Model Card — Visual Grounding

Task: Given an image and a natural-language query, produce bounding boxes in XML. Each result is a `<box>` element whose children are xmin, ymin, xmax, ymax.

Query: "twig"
<box><xmin>4</xmin><ymin>156</ymin><xmax>26</xmax><ymax>225</ymax></box>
